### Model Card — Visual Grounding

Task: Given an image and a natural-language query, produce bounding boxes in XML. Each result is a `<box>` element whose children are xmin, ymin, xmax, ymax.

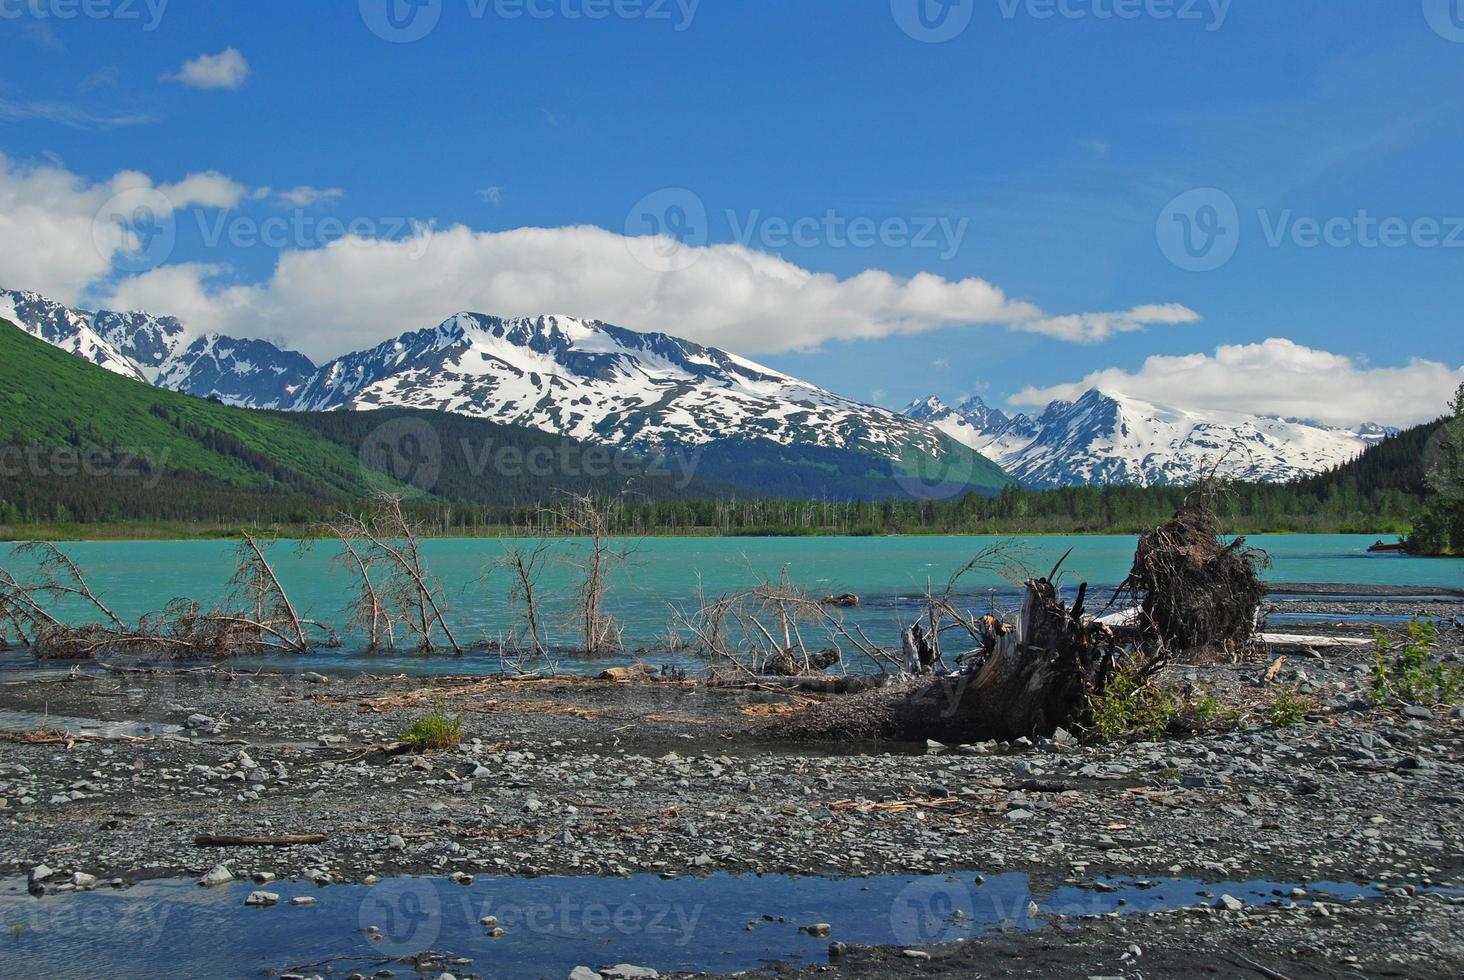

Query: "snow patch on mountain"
<box><xmin>903</xmin><ymin>389</ymin><xmax>1393</xmax><ymax>486</ymax></box>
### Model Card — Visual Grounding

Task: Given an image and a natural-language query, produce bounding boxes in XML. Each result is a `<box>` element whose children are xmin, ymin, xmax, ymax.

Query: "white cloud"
<box><xmin>164</xmin><ymin>49</ymin><xmax>250</xmax><ymax>91</ymax></box>
<box><xmin>1010</xmin><ymin>338</ymin><xmax>1464</xmax><ymax>428</ymax></box>
<box><xmin>0</xmin><ymin>155</ymin><xmax>1198</xmax><ymax>364</ymax></box>
<box><xmin>275</xmin><ymin>186</ymin><xmax>344</xmax><ymax>208</ymax></box>
<box><xmin>0</xmin><ymin>153</ymin><xmax>245</xmax><ymax>305</ymax></box>
<box><xmin>1019</xmin><ymin>303</ymin><xmax>1201</xmax><ymax>344</ymax></box>
<box><xmin>0</xmin><ymin>96</ymin><xmax>154</xmax><ymax>130</ymax></box>
<box><xmin>478</xmin><ymin>186</ymin><xmax>504</xmax><ymax>207</ymax></box>
<box><xmin>91</xmin><ymin>223</ymin><xmax>1197</xmax><ymax>363</ymax></box>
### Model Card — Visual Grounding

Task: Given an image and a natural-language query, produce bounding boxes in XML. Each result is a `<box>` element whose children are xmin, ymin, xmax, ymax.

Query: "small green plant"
<box><xmin>401</xmin><ymin>706</ymin><xmax>464</xmax><ymax>752</ymax></box>
<box><xmin>1372</xmin><ymin>618</ymin><xmax>1464</xmax><ymax>708</ymax></box>
<box><xmin>1091</xmin><ymin>665</ymin><xmax>1177</xmax><ymax>742</ymax></box>
<box><xmin>1268</xmin><ymin>689</ymin><xmax>1309</xmax><ymax>727</ymax></box>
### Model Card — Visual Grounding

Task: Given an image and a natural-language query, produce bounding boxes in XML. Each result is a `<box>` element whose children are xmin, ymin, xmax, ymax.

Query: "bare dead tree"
<box><xmin>332</xmin><ymin>496</ymin><xmax>462</xmax><ymax>655</ymax></box>
<box><xmin>223</xmin><ymin>534</ymin><xmax>321</xmax><ymax>655</ymax></box>
<box><xmin>322</xmin><ymin>522</ymin><xmax>397</xmax><ymax>651</ymax></box>
<box><xmin>0</xmin><ymin>540</ymin><xmax>330</xmax><ymax>660</ymax></box>
<box><xmin>493</xmin><ymin>538</ymin><xmax>552</xmax><ymax>661</ymax></box>
<box><xmin>547</xmin><ymin>492</ymin><xmax>630</xmax><ymax>655</ymax></box>
<box><xmin>672</xmin><ymin>567</ymin><xmax>900</xmax><ymax>678</ymax></box>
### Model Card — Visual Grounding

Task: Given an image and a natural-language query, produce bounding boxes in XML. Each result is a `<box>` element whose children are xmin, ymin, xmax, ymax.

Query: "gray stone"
<box><xmin>184</xmin><ymin>714</ymin><xmax>216</xmax><ymax>730</ymax></box>
<box><xmin>244</xmin><ymin>890</ymin><xmax>280</xmax><ymax>907</ymax></box>
<box><xmin>199</xmin><ymin>864</ymin><xmax>233</xmax><ymax>887</ymax></box>
<box><xmin>1217</xmin><ymin>895</ymin><xmax>1245</xmax><ymax>912</ymax></box>
<box><xmin>569</xmin><ymin>970</ymin><xmax>602</xmax><ymax>980</ymax></box>
<box><xmin>599</xmin><ymin>968</ymin><xmax>659</xmax><ymax>980</ymax></box>
<box><xmin>28</xmin><ymin>864</ymin><xmax>53</xmax><ymax>885</ymax></box>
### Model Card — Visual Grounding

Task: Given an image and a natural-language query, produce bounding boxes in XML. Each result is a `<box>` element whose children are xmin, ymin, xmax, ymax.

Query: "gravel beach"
<box><xmin>1</xmin><ymin>606</ymin><xmax>1461</xmax><ymax>978</ymax></box>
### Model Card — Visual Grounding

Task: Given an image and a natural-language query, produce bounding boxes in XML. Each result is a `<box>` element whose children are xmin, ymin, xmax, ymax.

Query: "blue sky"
<box><xmin>1</xmin><ymin>0</ymin><xmax>1461</xmax><ymax>426</ymax></box>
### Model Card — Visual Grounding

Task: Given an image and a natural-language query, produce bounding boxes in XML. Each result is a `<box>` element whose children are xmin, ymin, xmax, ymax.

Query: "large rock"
<box><xmin>199</xmin><ymin>864</ymin><xmax>233</xmax><ymax>887</ymax></box>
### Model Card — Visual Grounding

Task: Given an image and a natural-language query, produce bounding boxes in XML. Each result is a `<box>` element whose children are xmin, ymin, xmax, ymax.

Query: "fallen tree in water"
<box><xmin>761</xmin><ymin>495</ymin><xmax>1268</xmax><ymax>744</ymax></box>
<box><xmin>0</xmin><ymin>538</ymin><xmax>334</xmax><ymax>660</ymax></box>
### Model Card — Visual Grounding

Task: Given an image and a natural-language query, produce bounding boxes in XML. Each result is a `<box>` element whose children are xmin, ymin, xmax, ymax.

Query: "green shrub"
<box><xmin>401</xmin><ymin>706</ymin><xmax>464</xmax><ymax>752</ymax></box>
<box><xmin>1373</xmin><ymin>617</ymin><xmax>1464</xmax><ymax>707</ymax></box>
<box><xmin>1091</xmin><ymin>665</ymin><xmax>1178</xmax><ymax>742</ymax></box>
<box><xmin>1268</xmin><ymin>689</ymin><xmax>1309</xmax><ymax>727</ymax></box>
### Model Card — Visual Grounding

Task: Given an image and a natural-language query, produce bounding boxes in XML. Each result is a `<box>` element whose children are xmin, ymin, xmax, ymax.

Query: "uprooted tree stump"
<box><xmin>1121</xmin><ymin>498</ymin><xmax>1269</xmax><ymax>661</ymax></box>
<box><xmin>760</xmin><ymin>576</ymin><xmax>1117</xmax><ymax>743</ymax></box>
<box><xmin>760</xmin><ymin>496</ymin><xmax>1268</xmax><ymax>745</ymax></box>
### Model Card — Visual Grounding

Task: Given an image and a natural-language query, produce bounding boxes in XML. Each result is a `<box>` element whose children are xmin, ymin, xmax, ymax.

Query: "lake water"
<box><xmin>1</xmin><ymin>535</ymin><xmax>1459</xmax><ymax>675</ymax></box>
<box><xmin>0</xmin><ymin>870</ymin><xmax>1404</xmax><ymax>980</ymax></box>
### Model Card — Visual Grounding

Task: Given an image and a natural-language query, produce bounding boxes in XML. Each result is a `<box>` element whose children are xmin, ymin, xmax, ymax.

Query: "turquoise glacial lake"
<box><xmin>1</xmin><ymin>535</ymin><xmax>1458</xmax><ymax>674</ymax></box>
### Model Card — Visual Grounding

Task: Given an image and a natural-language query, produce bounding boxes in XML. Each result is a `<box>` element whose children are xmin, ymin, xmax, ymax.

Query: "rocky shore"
<box><xmin>1</xmin><ymin>615</ymin><xmax>1461</xmax><ymax>978</ymax></box>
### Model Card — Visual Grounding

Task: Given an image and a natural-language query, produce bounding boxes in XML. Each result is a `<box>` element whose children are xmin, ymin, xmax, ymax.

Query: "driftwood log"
<box><xmin>194</xmin><ymin>833</ymin><xmax>329</xmax><ymax>847</ymax></box>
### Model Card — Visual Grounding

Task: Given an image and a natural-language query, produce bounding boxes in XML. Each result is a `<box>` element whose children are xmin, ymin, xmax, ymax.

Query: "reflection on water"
<box><xmin>0</xmin><ymin>871</ymin><xmax>1401</xmax><ymax>980</ymax></box>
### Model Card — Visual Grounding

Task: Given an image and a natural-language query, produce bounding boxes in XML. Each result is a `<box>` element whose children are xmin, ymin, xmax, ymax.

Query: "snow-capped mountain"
<box><xmin>157</xmin><ymin>335</ymin><xmax>317</xmax><ymax>407</ymax></box>
<box><xmin>0</xmin><ymin>289</ymin><xmax>148</xmax><ymax>383</ymax></box>
<box><xmin>903</xmin><ymin>394</ymin><xmax>1038</xmax><ymax>451</ymax></box>
<box><xmin>0</xmin><ymin>288</ymin><xmax>1001</xmax><ymax>486</ymax></box>
<box><xmin>0</xmin><ymin>288</ymin><xmax>315</xmax><ymax>407</ymax></box>
<box><xmin>902</xmin><ymin>390</ymin><xmax>1393</xmax><ymax>486</ymax></box>
<box><xmin>288</xmin><ymin>312</ymin><xmax>972</xmax><ymax>464</ymax></box>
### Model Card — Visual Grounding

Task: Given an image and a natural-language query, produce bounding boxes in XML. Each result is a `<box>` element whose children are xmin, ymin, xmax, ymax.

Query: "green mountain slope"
<box><xmin>0</xmin><ymin>317</ymin><xmax>397</xmax><ymax>499</ymax></box>
<box><xmin>0</xmin><ymin>317</ymin><xmax>1011</xmax><ymax>529</ymax></box>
